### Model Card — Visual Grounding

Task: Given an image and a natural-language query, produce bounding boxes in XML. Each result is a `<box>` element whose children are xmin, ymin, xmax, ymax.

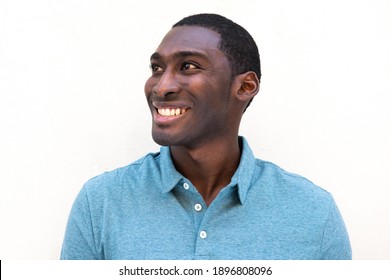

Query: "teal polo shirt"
<box><xmin>61</xmin><ymin>137</ymin><xmax>351</xmax><ymax>259</ymax></box>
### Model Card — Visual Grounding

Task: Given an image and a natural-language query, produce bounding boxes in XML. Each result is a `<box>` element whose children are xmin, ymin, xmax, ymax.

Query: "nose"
<box><xmin>153</xmin><ymin>70</ymin><xmax>180</xmax><ymax>97</ymax></box>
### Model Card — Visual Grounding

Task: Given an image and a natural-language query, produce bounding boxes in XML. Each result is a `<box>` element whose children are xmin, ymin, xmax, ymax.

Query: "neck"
<box><xmin>170</xmin><ymin>136</ymin><xmax>241</xmax><ymax>206</ymax></box>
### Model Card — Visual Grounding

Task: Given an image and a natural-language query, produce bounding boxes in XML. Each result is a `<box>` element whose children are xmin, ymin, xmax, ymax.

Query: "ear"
<box><xmin>234</xmin><ymin>71</ymin><xmax>260</xmax><ymax>102</ymax></box>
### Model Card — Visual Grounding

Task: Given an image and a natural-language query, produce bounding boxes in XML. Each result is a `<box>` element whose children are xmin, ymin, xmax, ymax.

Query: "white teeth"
<box><xmin>157</xmin><ymin>108</ymin><xmax>188</xmax><ymax>117</ymax></box>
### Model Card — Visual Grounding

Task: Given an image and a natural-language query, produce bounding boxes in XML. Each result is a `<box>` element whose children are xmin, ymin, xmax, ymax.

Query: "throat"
<box><xmin>170</xmin><ymin>139</ymin><xmax>241</xmax><ymax>205</ymax></box>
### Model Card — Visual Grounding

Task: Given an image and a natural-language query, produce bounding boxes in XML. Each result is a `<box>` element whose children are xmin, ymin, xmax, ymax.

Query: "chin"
<box><xmin>152</xmin><ymin>129</ymin><xmax>196</xmax><ymax>148</ymax></box>
<box><xmin>152</xmin><ymin>131</ymin><xmax>177</xmax><ymax>147</ymax></box>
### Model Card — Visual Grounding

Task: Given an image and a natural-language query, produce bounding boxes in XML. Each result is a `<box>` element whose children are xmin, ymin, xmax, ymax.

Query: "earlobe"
<box><xmin>236</xmin><ymin>71</ymin><xmax>260</xmax><ymax>102</ymax></box>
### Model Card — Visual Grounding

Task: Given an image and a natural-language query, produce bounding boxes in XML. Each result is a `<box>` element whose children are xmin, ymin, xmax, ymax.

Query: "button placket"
<box><xmin>199</xmin><ymin>230</ymin><xmax>207</xmax><ymax>239</ymax></box>
<box><xmin>194</xmin><ymin>203</ymin><xmax>202</xmax><ymax>212</ymax></box>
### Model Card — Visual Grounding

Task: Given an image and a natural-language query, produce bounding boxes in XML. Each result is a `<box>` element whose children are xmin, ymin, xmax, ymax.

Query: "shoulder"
<box><xmin>253</xmin><ymin>158</ymin><xmax>333</xmax><ymax>205</ymax></box>
<box><xmin>82</xmin><ymin>151</ymin><xmax>162</xmax><ymax>198</ymax></box>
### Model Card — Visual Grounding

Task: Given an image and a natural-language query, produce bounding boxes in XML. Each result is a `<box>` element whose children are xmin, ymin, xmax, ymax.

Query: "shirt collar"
<box><xmin>158</xmin><ymin>136</ymin><xmax>257</xmax><ymax>205</ymax></box>
<box><xmin>230</xmin><ymin>136</ymin><xmax>257</xmax><ymax>204</ymax></box>
<box><xmin>159</xmin><ymin>147</ymin><xmax>184</xmax><ymax>194</ymax></box>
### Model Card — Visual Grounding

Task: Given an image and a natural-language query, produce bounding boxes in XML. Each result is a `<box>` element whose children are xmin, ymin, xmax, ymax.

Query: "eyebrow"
<box><xmin>150</xmin><ymin>51</ymin><xmax>209</xmax><ymax>61</ymax></box>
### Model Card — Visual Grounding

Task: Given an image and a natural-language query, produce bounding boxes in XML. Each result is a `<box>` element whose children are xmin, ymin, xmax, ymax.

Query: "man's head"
<box><xmin>144</xmin><ymin>14</ymin><xmax>260</xmax><ymax>148</ymax></box>
<box><xmin>173</xmin><ymin>13</ymin><xmax>261</xmax><ymax>85</ymax></box>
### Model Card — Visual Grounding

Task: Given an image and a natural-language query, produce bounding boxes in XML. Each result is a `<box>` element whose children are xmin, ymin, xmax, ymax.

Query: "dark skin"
<box><xmin>144</xmin><ymin>26</ymin><xmax>259</xmax><ymax>206</ymax></box>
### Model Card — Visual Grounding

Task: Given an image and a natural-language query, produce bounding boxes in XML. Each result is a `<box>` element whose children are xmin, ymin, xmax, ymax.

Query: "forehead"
<box><xmin>154</xmin><ymin>26</ymin><xmax>223</xmax><ymax>57</ymax></box>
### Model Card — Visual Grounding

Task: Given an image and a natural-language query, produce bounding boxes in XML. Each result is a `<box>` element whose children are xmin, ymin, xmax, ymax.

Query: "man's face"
<box><xmin>144</xmin><ymin>26</ymin><xmax>235</xmax><ymax>148</ymax></box>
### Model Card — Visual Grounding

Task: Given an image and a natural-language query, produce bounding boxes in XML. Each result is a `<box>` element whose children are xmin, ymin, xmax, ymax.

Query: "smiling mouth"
<box><xmin>156</xmin><ymin>107</ymin><xmax>189</xmax><ymax>117</ymax></box>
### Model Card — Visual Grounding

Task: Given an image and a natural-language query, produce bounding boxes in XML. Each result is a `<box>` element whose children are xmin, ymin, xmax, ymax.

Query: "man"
<box><xmin>61</xmin><ymin>13</ymin><xmax>351</xmax><ymax>259</ymax></box>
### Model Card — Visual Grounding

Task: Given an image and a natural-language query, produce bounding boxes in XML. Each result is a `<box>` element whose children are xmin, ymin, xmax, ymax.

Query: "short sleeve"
<box><xmin>60</xmin><ymin>186</ymin><xmax>100</xmax><ymax>260</ymax></box>
<box><xmin>319</xmin><ymin>197</ymin><xmax>352</xmax><ymax>259</ymax></box>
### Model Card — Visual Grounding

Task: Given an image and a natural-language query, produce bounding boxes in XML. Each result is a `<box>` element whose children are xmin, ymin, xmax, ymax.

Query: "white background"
<box><xmin>0</xmin><ymin>0</ymin><xmax>389</xmax><ymax>259</ymax></box>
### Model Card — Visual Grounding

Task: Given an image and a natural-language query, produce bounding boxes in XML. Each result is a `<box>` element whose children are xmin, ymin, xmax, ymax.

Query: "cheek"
<box><xmin>144</xmin><ymin>77</ymin><xmax>154</xmax><ymax>97</ymax></box>
<box><xmin>203</xmin><ymin>83</ymin><xmax>232</xmax><ymax>109</ymax></box>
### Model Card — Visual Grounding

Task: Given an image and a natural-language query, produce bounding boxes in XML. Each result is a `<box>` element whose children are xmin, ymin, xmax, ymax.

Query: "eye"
<box><xmin>181</xmin><ymin>62</ymin><xmax>198</xmax><ymax>71</ymax></box>
<box><xmin>150</xmin><ymin>63</ymin><xmax>163</xmax><ymax>73</ymax></box>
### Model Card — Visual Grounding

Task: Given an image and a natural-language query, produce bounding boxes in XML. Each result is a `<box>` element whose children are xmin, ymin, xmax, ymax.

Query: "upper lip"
<box><xmin>152</xmin><ymin>101</ymin><xmax>191</xmax><ymax>109</ymax></box>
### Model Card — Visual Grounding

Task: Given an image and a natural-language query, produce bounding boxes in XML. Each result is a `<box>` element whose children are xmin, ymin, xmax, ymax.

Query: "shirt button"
<box><xmin>183</xmin><ymin>183</ymin><xmax>189</xmax><ymax>190</ymax></box>
<box><xmin>194</xmin><ymin>203</ymin><xmax>202</xmax><ymax>212</ymax></box>
<box><xmin>199</xmin><ymin>230</ymin><xmax>207</xmax><ymax>239</ymax></box>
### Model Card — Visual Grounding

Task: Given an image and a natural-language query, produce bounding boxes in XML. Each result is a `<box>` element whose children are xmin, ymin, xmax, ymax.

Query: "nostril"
<box><xmin>153</xmin><ymin>88</ymin><xmax>176</xmax><ymax>97</ymax></box>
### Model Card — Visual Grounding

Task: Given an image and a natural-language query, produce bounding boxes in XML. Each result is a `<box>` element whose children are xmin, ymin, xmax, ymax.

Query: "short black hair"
<box><xmin>173</xmin><ymin>13</ymin><xmax>261</xmax><ymax>109</ymax></box>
